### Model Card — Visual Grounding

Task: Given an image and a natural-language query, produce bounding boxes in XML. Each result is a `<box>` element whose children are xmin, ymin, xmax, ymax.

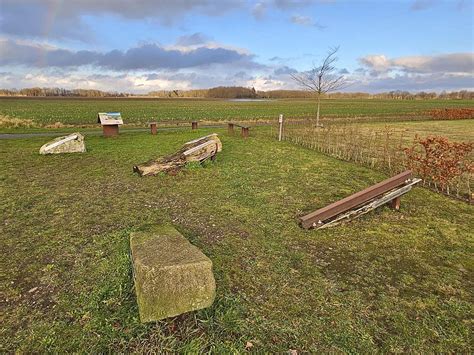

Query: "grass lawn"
<box><xmin>1</xmin><ymin>128</ymin><xmax>473</xmax><ymax>352</ymax></box>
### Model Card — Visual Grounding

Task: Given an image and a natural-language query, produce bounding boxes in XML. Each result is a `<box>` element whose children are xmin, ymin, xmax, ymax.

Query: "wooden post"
<box><xmin>228</xmin><ymin>123</ymin><xmax>234</xmax><ymax>134</ymax></box>
<box><xmin>103</xmin><ymin>124</ymin><xmax>119</xmax><ymax>137</ymax></box>
<box><xmin>390</xmin><ymin>196</ymin><xmax>401</xmax><ymax>210</ymax></box>
<box><xmin>241</xmin><ymin>127</ymin><xmax>249</xmax><ymax>138</ymax></box>
<box><xmin>192</xmin><ymin>121</ymin><xmax>198</xmax><ymax>130</ymax></box>
<box><xmin>150</xmin><ymin>122</ymin><xmax>157</xmax><ymax>135</ymax></box>
<box><xmin>278</xmin><ymin>114</ymin><xmax>283</xmax><ymax>141</ymax></box>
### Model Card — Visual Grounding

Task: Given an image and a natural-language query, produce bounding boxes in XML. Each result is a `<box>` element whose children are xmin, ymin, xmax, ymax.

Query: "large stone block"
<box><xmin>130</xmin><ymin>225</ymin><xmax>216</xmax><ymax>322</ymax></box>
<box><xmin>39</xmin><ymin>132</ymin><xmax>86</xmax><ymax>154</ymax></box>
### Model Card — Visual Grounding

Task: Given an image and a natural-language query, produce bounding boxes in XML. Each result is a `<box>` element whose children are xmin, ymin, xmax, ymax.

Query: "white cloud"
<box><xmin>1</xmin><ymin>39</ymin><xmax>472</xmax><ymax>93</ymax></box>
<box><xmin>392</xmin><ymin>53</ymin><xmax>474</xmax><ymax>74</ymax></box>
<box><xmin>252</xmin><ymin>2</ymin><xmax>267</xmax><ymax>19</ymax></box>
<box><xmin>0</xmin><ymin>0</ymin><xmax>244</xmax><ymax>40</ymax></box>
<box><xmin>0</xmin><ymin>0</ymin><xmax>323</xmax><ymax>40</ymax></box>
<box><xmin>0</xmin><ymin>39</ymin><xmax>261</xmax><ymax>71</ymax></box>
<box><xmin>349</xmin><ymin>52</ymin><xmax>474</xmax><ymax>92</ymax></box>
<box><xmin>175</xmin><ymin>33</ymin><xmax>210</xmax><ymax>46</ymax></box>
<box><xmin>359</xmin><ymin>52</ymin><xmax>474</xmax><ymax>75</ymax></box>
<box><xmin>290</xmin><ymin>15</ymin><xmax>325</xmax><ymax>29</ymax></box>
<box><xmin>348</xmin><ymin>72</ymin><xmax>474</xmax><ymax>92</ymax></box>
<box><xmin>358</xmin><ymin>55</ymin><xmax>391</xmax><ymax>72</ymax></box>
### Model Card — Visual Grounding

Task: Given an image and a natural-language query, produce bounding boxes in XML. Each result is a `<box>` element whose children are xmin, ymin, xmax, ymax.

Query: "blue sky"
<box><xmin>0</xmin><ymin>0</ymin><xmax>473</xmax><ymax>93</ymax></box>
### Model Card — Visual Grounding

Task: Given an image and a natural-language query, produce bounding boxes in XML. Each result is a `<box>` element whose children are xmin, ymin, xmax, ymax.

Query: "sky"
<box><xmin>0</xmin><ymin>0</ymin><xmax>473</xmax><ymax>93</ymax></box>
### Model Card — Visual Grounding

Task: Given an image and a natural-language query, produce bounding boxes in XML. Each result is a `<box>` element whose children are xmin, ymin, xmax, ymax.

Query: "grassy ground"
<box><xmin>358</xmin><ymin>119</ymin><xmax>474</xmax><ymax>143</ymax></box>
<box><xmin>0</xmin><ymin>97</ymin><xmax>473</xmax><ymax>126</ymax></box>
<box><xmin>1</xmin><ymin>128</ymin><xmax>473</xmax><ymax>352</ymax></box>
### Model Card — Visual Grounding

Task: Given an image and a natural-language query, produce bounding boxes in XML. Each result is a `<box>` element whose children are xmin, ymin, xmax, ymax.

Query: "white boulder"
<box><xmin>39</xmin><ymin>133</ymin><xmax>86</xmax><ymax>155</ymax></box>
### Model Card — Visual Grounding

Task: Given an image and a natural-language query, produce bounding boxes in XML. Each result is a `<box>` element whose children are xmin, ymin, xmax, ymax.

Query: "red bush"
<box><xmin>427</xmin><ymin>108</ymin><xmax>474</xmax><ymax>120</ymax></box>
<box><xmin>404</xmin><ymin>136</ymin><xmax>473</xmax><ymax>191</ymax></box>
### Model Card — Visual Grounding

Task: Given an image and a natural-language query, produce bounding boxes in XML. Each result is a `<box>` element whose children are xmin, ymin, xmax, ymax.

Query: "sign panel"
<box><xmin>97</xmin><ymin>112</ymin><xmax>123</xmax><ymax>125</ymax></box>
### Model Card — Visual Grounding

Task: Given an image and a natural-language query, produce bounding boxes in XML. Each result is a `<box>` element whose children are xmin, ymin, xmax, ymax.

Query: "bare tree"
<box><xmin>291</xmin><ymin>46</ymin><xmax>348</xmax><ymax>127</ymax></box>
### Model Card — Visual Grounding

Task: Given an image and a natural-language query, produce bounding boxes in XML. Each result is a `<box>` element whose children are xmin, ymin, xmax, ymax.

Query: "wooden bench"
<box><xmin>300</xmin><ymin>170</ymin><xmax>421</xmax><ymax>229</ymax></box>
<box><xmin>227</xmin><ymin>122</ymin><xmax>250</xmax><ymax>138</ymax></box>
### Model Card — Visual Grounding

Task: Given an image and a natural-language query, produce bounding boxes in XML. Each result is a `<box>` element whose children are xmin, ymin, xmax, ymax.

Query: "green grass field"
<box><xmin>1</xmin><ymin>128</ymin><xmax>473</xmax><ymax>352</ymax></box>
<box><xmin>1</xmin><ymin>97</ymin><xmax>473</xmax><ymax>127</ymax></box>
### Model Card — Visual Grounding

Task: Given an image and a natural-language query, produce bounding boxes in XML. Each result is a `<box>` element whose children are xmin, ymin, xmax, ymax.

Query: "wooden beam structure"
<box><xmin>228</xmin><ymin>123</ymin><xmax>235</xmax><ymax>134</ymax></box>
<box><xmin>300</xmin><ymin>170</ymin><xmax>414</xmax><ymax>229</ymax></box>
<box><xmin>227</xmin><ymin>122</ymin><xmax>250</xmax><ymax>138</ymax></box>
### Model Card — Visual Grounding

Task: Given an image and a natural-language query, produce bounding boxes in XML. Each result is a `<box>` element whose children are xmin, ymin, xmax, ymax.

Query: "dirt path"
<box><xmin>0</xmin><ymin>125</ymin><xmax>228</xmax><ymax>139</ymax></box>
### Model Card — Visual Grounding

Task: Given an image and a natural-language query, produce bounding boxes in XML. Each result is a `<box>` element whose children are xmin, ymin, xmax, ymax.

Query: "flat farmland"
<box><xmin>0</xmin><ymin>97</ymin><xmax>473</xmax><ymax>127</ymax></box>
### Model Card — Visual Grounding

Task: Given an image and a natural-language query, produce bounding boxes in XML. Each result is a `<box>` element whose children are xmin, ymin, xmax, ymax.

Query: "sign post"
<box><xmin>278</xmin><ymin>114</ymin><xmax>284</xmax><ymax>142</ymax></box>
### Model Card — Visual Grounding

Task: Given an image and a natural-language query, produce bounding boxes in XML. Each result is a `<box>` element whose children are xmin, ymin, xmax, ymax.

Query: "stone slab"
<box><xmin>130</xmin><ymin>225</ymin><xmax>216</xmax><ymax>322</ymax></box>
<box><xmin>39</xmin><ymin>132</ymin><xmax>86</xmax><ymax>154</ymax></box>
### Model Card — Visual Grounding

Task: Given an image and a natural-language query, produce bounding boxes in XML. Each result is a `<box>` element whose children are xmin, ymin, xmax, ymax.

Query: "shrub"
<box><xmin>404</xmin><ymin>135</ymin><xmax>473</xmax><ymax>192</ymax></box>
<box><xmin>427</xmin><ymin>108</ymin><xmax>474</xmax><ymax>120</ymax></box>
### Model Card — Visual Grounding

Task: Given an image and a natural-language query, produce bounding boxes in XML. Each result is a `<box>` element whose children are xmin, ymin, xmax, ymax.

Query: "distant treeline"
<box><xmin>149</xmin><ymin>87</ymin><xmax>474</xmax><ymax>100</ymax></box>
<box><xmin>0</xmin><ymin>87</ymin><xmax>131</xmax><ymax>97</ymax></box>
<box><xmin>1</xmin><ymin>86</ymin><xmax>473</xmax><ymax>100</ymax></box>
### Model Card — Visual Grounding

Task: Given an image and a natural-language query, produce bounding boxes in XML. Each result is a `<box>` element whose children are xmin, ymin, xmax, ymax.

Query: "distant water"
<box><xmin>226</xmin><ymin>99</ymin><xmax>271</xmax><ymax>102</ymax></box>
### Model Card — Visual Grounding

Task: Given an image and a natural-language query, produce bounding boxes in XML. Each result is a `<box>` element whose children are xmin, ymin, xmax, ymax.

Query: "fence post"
<box><xmin>150</xmin><ymin>122</ymin><xmax>157</xmax><ymax>135</ymax></box>
<box><xmin>278</xmin><ymin>114</ymin><xmax>284</xmax><ymax>141</ymax></box>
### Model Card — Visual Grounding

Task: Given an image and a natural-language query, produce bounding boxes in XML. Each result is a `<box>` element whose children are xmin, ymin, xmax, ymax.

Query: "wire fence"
<box><xmin>270</xmin><ymin>119</ymin><xmax>473</xmax><ymax>202</ymax></box>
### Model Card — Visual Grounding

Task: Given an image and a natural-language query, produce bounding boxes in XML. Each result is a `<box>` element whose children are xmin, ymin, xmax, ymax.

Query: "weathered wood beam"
<box><xmin>133</xmin><ymin>134</ymin><xmax>221</xmax><ymax>176</ymax></box>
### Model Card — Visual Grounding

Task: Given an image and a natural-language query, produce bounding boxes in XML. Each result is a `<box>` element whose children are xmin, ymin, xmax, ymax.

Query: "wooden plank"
<box><xmin>228</xmin><ymin>122</ymin><xmax>250</xmax><ymax>129</ymax></box>
<box><xmin>300</xmin><ymin>170</ymin><xmax>412</xmax><ymax>229</ymax></box>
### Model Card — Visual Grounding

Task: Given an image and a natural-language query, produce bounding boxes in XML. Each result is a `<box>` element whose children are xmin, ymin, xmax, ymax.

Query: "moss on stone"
<box><xmin>130</xmin><ymin>225</ymin><xmax>216</xmax><ymax>322</ymax></box>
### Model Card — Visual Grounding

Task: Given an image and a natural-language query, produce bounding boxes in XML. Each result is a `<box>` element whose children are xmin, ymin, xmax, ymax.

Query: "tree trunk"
<box><xmin>133</xmin><ymin>134</ymin><xmax>222</xmax><ymax>176</ymax></box>
<box><xmin>316</xmin><ymin>94</ymin><xmax>321</xmax><ymax>127</ymax></box>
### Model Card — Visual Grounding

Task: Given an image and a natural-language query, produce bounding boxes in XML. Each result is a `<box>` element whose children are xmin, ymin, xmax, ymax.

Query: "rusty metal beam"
<box><xmin>300</xmin><ymin>170</ymin><xmax>412</xmax><ymax>229</ymax></box>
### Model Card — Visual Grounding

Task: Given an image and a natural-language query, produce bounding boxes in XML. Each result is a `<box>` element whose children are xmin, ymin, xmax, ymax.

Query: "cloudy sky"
<box><xmin>0</xmin><ymin>0</ymin><xmax>473</xmax><ymax>93</ymax></box>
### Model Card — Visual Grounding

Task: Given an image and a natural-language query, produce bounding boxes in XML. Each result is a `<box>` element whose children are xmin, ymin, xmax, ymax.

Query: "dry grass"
<box><xmin>274</xmin><ymin>120</ymin><xmax>474</xmax><ymax>200</ymax></box>
<box><xmin>0</xmin><ymin>115</ymin><xmax>37</xmax><ymax>128</ymax></box>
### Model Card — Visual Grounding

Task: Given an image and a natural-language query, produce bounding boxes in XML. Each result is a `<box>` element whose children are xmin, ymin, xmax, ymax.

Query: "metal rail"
<box><xmin>300</xmin><ymin>170</ymin><xmax>413</xmax><ymax>229</ymax></box>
